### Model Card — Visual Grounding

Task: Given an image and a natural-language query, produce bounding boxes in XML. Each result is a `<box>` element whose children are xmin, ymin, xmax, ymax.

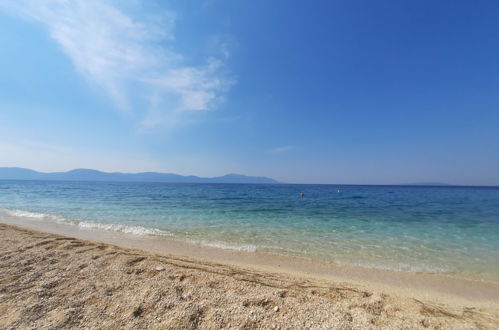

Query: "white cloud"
<box><xmin>269</xmin><ymin>145</ymin><xmax>294</xmax><ymax>153</ymax></box>
<box><xmin>0</xmin><ymin>0</ymin><xmax>233</xmax><ymax>125</ymax></box>
<box><xmin>146</xmin><ymin>57</ymin><xmax>232</xmax><ymax>112</ymax></box>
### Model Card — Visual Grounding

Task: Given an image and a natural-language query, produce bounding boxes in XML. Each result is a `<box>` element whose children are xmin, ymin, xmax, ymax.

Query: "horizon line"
<box><xmin>1</xmin><ymin>166</ymin><xmax>499</xmax><ymax>187</ymax></box>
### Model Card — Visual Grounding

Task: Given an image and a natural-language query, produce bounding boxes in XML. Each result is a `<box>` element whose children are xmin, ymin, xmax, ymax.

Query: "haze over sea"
<box><xmin>1</xmin><ymin>180</ymin><xmax>498</xmax><ymax>282</ymax></box>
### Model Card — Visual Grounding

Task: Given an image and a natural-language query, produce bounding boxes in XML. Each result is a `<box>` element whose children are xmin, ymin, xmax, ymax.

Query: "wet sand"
<box><xmin>1</xmin><ymin>220</ymin><xmax>499</xmax><ymax>329</ymax></box>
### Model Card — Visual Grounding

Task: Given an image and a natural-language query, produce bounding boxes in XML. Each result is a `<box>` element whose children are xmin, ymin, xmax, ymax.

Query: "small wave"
<box><xmin>0</xmin><ymin>207</ymin><xmax>171</xmax><ymax>237</ymax></box>
<box><xmin>209</xmin><ymin>197</ymin><xmax>245</xmax><ymax>201</ymax></box>
<box><xmin>0</xmin><ymin>208</ymin><xmax>75</xmax><ymax>224</ymax></box>
<box><xmin>348</xmin><ymin>195</ymin><xmax>367</xmax><ymax>199</ymax></box>
<box><xmin>1</xmin><ymin>208</ymin><xmax>46</xmax><ymax>218</ymax></box>
<box><xmin>193</xmin><ymin>240</ymin><xmax>257</xmax><ymax>252</ymax></box>
<box><xmin>77</xmin><ymin>221</ymin><xmax>172</xmax><ymax>236</ymax></box>
<box><xmin>248</xmin><ymin>208</ymin><xmax>285</xmax><ymax>212</ymax></box>
<box><xmin>335</xmin><ymin>260</ymin><xmax>447</xmax><ymax>274</ymax></box>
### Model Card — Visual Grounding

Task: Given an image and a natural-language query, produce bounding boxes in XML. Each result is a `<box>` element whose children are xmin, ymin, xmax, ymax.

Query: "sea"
<box><xmin>1</xmin><ymin>180</ymin><xmax>498</xmax><ymax>282</ymax></box>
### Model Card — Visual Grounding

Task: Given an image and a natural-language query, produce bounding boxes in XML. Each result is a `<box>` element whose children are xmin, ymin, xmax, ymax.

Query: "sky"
<box><xmin>0</xmin><ymin>0</ymin><xmax>498</xmax><ymax>185</ymax></box>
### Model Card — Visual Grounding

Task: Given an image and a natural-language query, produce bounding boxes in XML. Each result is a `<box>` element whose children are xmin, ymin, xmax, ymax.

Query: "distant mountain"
<box><xmin>401</xmin><ymin>182</ymin><xmax>452</xmax><ymax>186</ymax></box>
<box><xmin>0</xmin><ymin>167</ymin><xmax>279</xmax><ymax>184</ymax></box>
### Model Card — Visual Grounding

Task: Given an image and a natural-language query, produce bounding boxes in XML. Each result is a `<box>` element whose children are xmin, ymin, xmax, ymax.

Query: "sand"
<box><xmin>1</xmin><ymin>223</ymin><xmax>499</xmax><ymax>329</ymax></box>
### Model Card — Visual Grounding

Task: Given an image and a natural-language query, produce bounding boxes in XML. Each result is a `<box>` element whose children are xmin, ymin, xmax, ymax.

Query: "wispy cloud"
<box><xmin>269</xmin><ymin>145</ymin><xmax>294</xmax><ymax>153</ymax></box>
<box><xmin>0</xmin><ymin>0</ymin><xmax>233</xmax><ymax>127</ymax></box>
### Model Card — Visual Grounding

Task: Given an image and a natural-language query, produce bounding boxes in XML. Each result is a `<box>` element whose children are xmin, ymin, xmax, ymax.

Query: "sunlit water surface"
<box><xmin>1</xmin><ymin>181</ymin><xmax>498</xmax><ymax>281</ymax></box>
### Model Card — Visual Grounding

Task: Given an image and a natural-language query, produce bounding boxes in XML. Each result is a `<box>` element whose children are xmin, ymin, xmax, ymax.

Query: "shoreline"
<box><xmin>2</xmin><ymin>208</ymin><xmax>497</xmax><ymax>285</ymax></box>
<box><xmin>2</xmin><ymin>216</ymin><xmax>499</xmax><ymax>309</ymax></box>
<box><xmin>1</xmin><ymin>222</ymin><xmax>498</xmax><ymax>328</ymax></box>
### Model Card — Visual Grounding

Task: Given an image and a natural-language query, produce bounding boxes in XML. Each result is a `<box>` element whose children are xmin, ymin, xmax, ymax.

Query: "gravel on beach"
<box><xmin>0</xmin><ymin>223</ymin><xmax>498</xmax><ymax>329</ymax></box>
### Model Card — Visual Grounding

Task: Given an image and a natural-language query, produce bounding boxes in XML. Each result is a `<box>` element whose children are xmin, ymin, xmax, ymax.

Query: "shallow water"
<box><xmin>1</xmin><ymin>180</ymin><xmax>498</xmax><ymax>281</ymax></box>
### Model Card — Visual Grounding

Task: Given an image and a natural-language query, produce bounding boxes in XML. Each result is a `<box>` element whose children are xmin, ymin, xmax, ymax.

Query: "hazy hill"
<box><xmin>0</xmin><ymin>168</ymin><xmax>279</xmax><ymax>184</ymax></box>
<box><xmin>401</xmin><ymin>182</ymin><xmax>452</xmax><ymax>186</ymax></box>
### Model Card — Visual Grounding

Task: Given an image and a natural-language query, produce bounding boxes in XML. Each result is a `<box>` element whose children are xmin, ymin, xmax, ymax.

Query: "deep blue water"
<box><xmin>1</xmin><ymin>180</ymin><xmax>498</xmax><ymax>280</ymax></box>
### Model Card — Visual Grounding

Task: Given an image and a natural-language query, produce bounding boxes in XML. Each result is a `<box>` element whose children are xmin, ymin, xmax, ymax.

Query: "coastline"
<box><xmin>2</xmin><ymin>215</ymin><xmax>499</xmax><ymax>308</ymax></box>
<box><xmin>1</xmin><ymin>219</ymin><xmax>499</xmax><ymax>328</ymax></box>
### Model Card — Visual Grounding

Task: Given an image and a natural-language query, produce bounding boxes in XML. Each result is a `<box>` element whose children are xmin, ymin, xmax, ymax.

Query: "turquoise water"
<box><xmin>1</xmin><ymin>180</ymin><xmax>498</xmax><ymax>281</ymax></box>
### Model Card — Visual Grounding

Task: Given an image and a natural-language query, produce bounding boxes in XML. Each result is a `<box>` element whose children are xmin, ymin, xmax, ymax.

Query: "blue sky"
<box><xmin>0</xmin><ymin>0</ymin><xmax>498</xmax><ymax>185</ymax></box>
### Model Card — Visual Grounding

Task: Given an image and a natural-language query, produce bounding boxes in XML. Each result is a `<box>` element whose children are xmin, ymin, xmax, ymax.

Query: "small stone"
<box><xmin>277</xmin><ymin>291</ymin><xmax>287</xmax><ymax>298</ymax></box>
<box><xmin>274</xmin><ymin>306</ymin><xmax>279</xmax><ymax>312</ymax></box>
<box><xmin>132</xmin><ymin>306</ymin><xmax>143</xmax><ymax>317</ymax></box>
<box><xmin>155</xmin><ymin>266</ymin><xmax>165</xmax><ymax>271</ymax></box>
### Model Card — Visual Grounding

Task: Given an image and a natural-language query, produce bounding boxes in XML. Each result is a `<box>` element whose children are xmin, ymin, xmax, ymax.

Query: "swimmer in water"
<box><xmin>300</xmin><ymin>192</ymin><xmax>305</xmax><ymax>198</ymax></box>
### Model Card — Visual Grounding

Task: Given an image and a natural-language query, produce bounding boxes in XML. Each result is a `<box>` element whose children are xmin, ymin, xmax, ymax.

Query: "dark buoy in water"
<box><xmin>300</xmin><ymin>192</ymin><xmax>305</xmax><ymax>198</ymax></box>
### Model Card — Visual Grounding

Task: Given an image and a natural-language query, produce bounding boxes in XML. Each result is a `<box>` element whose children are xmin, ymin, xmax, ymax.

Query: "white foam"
<box><xmin>77</xmin><ymin>221</ymin><xmax>172</xmax><ymax>236</ymax></box>
<box><xmin>1</xmin><ymin>209</ymin><xmax>45</xmax><ymax>218</ymax></box>
<box><xmin>0</xmin><ymin>207</ymin><xmax>171</xmax><ymax>237</ymax></box>
<box><xmin>335</xmin><ymin>260</ymin><xmax>447</xmax><ymax>274</ymax></box>
<box><xmin>0</xmin><ymin>208</ymin><xmax>74</xmax><ymax>224</ymax></box>
<box><xmin>193</xmin><ymin>240</ymin><xmax>257</xmax><ymax>252</ymax></box>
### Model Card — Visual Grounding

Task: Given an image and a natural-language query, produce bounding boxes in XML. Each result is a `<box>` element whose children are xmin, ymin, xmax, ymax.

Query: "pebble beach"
<box><xmin>1</xmin><ymin>223</ymin><xmax>498</xmax><ymax>329</ymax></box>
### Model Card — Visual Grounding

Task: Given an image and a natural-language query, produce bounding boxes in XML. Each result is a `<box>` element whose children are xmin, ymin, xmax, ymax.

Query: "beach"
<box><xmin>1</xmin><ymin>222</ymin><xmax>498</xmax><ymax>329</ymax></box>
<box><xmin>2</xmin><ymin>0</ymin><xmax>498</xmax><ymax>328</ymax></box>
